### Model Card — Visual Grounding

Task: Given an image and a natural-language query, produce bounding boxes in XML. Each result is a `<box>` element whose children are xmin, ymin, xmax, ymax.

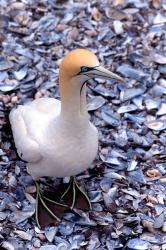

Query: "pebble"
<box><xmin>162</xmin><ymin>221</ymin><xmax>166</xmax><ymax>232</ymax></box>
<box><xmin>33</xmin><ymin>238</ymin><xmax>41</xmax><ymax>248</ymax></box>
<box><xmin>113</xmin><ymin>20</ymin><xmax>124</xmax><ymax>34</ymax></box>
<box><xmin>152</xmin><ymin>246</ymin><xmax>161</xmax><ymax>250</ymax></box>
<box><xmin>142</xmin><ymin>219</ymin><xmax>154</xmax><ymax>233</ymax></box>
<box><xmin>162</xmin><ymin>244</ymin><xmax>166</xmax><ymax>250</ymax></box>
<box><xmin>25</xmin><ymin>185</ymin><xmax>36</xmax><ymax>194</ymax></box>
<box><xmin>38</xmin><ymin>233</ymin><xmax>46</xmax><ymax>241</ymax></box>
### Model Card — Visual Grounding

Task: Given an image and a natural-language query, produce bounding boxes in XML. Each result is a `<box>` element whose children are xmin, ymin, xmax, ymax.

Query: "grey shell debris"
<box><xmin>1</xmin><ymin>0</ymin><xmax>166</xmax><ymax>249</ymax></box>
<box><xmin>127</xmin><ymin>238</ymin><xmax>152</xmax><ymax>250</ymax></box>
<box><xmin>120</xmin><ymin>87</ymin><xmax>145</xmax><ymax>102</ymax></box>
<box><xmin>117</xmin><ymin>64</ymin><xmax>146</xmax><ymax>80</ymax></box>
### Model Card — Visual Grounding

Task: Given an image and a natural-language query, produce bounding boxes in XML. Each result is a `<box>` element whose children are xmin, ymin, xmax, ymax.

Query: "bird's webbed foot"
<box><xmin>35</xmin><ymin>181</ymin><xmax>67</xmax><ymax>228</ymax></box>
<box><xmin>60</xmin><ymin>176</ymin><xmax>91</xmax><ymax>210</ymax></box>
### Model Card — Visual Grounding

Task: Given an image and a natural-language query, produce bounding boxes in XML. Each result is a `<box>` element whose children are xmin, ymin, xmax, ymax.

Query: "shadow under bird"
<box><xmin>9</xmin><ymin>49</ymin><xmax>123</xmax><ymax>228</ymax></box>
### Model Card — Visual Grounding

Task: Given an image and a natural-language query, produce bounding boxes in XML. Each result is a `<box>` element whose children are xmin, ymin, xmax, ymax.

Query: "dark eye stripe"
<box><xmin>77</xmin><ymin>65</ymin><xmax>100</xmax><ymax>75</ymax></box>
<box><xmin>80</xmin><ymin>66</ymin><xmax>91</xmax><ymax>72</ymax></box>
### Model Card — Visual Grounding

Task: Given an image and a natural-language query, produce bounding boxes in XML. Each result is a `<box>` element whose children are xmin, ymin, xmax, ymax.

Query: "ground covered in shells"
<box><xmin>1</xmin><ymin>0</ymin><xmax>166</xmax><ymax>249</ymax></box>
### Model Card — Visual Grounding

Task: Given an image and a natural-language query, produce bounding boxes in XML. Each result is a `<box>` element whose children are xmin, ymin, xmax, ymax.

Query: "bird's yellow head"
<box><xmin>60</xmin><ymin>49</ymin><xmax>99</xmax><ymax>78</ymax></box>
<box><xmin>59</xmin><ymin>48</ymin><xmax>123</xmax><ymax>86</ymax></box>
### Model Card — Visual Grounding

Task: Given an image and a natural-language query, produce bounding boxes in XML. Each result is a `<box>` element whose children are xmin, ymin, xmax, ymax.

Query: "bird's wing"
<box><xmin>9</xmin><ymin>98</ymin><xmax>61</xmax><ymax>163</ymax></box>
<box><xmin>9</xmin><ymin>106</ymin><xmax>42</xmax><ymax>163</ymax></box>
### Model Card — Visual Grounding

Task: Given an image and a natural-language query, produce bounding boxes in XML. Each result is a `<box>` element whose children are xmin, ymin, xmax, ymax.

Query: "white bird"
<box><xmin>9</xmin><ymin>49</ymin><xmax>123</xmax><ymax>227</ymax></box>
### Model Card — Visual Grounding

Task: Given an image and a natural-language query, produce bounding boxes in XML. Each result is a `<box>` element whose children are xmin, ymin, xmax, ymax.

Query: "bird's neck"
<box><xmin>59</xmin><ymin>76</ymin><xmax>89</xmax><ymax>123</ymax></box>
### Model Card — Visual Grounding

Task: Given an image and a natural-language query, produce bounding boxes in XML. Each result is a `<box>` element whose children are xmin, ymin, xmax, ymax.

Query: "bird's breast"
<box><xmin>38</xmin><ymin>122</ymin><xmax>98</xmax><ymax>177</ymax></box>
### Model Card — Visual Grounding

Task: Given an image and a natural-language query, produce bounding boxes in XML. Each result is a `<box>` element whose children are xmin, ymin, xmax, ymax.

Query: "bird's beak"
<box><xmin>84</xmin><ymin>65</ymin><xmax>124</xmax><ymax>82</ymax></box>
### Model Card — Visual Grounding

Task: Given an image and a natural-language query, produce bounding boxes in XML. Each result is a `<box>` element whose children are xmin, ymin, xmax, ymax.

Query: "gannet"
<box><xmin>9</xmin><ymin>49</ymin><xmax>123</xmax><ymax>227</ymax></box>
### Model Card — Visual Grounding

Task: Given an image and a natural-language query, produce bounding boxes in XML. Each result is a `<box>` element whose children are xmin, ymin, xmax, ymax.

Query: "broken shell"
<box><xmin>44</xmin><ymin>226</ymin><xmax>57</xmax><ymax>243</ymax></box>
<box><xmin>120</xmin><ymin>87</ymin><xmax>145</xmax><ymax>102</ymax></box>
<box><xmin>9</xmin><ymin>204</ymin><xmax>35</xmax><ymax>224</ymax></box>
<box><xmin>58</xmin><ymin>221</ymin><xmax>74</xmax><ymax>236</ymax></box>
<box><xmin>146</xmin><ymin>169</ymin><xmax>161</xmax><ymax>178</ymax></box>
<box><xmin>127</xmin><ymin>238</ymin><xmax>152</xmax><ymax>250</ymax></box>
<box><xmin>39</xmin><ymin>245</ymin><xmax>57</xmax><ymax>250</ymax></box>
<box><xmin>117</xmin><ymin>64</ymin><xmax>146</xmax><ymax>80</ymax></box>
<box><xmin>145</xmin><ymin>120</ymin><xmax>166</xmax><ymax>131</ymax></box>
<box><xmin>127</xmin><ymin>159</ymin><xmax>138</xmax><ymax>171</ymax></box>
<box><xmin>142</xmin><ymin>219</ymin><xmax>154</xmax><ymax>233</ymax></box>
<box><xmin>117</xmin><ymin>104</ymin><xmax>137</xmax><ymax>113</ymax></box>
<box><xmin>87</xmin><ymin>96</ymin><xmax>106</xmax><ymax>111</ymax></box>
<box><xmin>157</xmin><ymin>103</ymin><xmax>166</xmax><ymax>115</ymax></box>
<box><xmin>153</xmin><ymin>13</ymin><xmax>166</xmax><ymax>24</ymax></box>
<box><xmin>0</xmin><ymin>212</ymin><xmax>7</xmax><ymax>221</ymax></box>
<box><xmin>14</xmin><ymin>66</ymin><xmax>28</xmax><ymax>80</ymax></box>
<box><xmin>101</xmin><ymin>111</ymin><xmax>120</xmax><ymax>127</ymax></box>
<box><xmin>8</xmin><ymin>175</ymin><xmax>17</xmax><ymax>187</ymax></box>
<box><xmin>100</xmin><ymin>177</ymin><xmax>112</xmax><ymax>192</ymax></box>
<box><xmin>132</xmin><ymin>96</ymin><xmax>143</xmax><ymax>109</ymax></box>
<box><xmin>14</xmin><ymin>230</ymin><xmax>32</xmax><ymax>241</ymax></box>
<box><xmin>151</xmin><ymin>85</ymin><xmax>166</xmax><ymax>97</ymax></box>
<box><xmin>0</xmin><ymin>59</ymin><xmax>14</xmax><ymax>71</ymax></box>
<box><xmin>153</xmin><ymin>53</ymin><xmax>166</xmax><ymax>64</ymax></box>
<box><xmin>1</xmin><ymin>241</ymin><xmax>15</xmax><ymax>250</ymax></box>
<box><xmin>124</xmin><ymin>113</ymin><xmax>145</xmax><ymax>125</ymax></box>
<box><xmin>154</xmin><ymin>213</ymin><xmax>164</xmax><ymax>229</ymax></box>
<box><xmin>145</xmin><ymin>99</ymin><xmax>159</xmax><ymax>110</ymax></box>
<box><xmin>128</xmin><ymin>169</ymin><xmax>146</xmax><ymax>184</ymax></box>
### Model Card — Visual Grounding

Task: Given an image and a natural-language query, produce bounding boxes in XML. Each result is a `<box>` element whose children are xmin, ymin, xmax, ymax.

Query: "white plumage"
<box><xmin>10</xmin><ymin>97</ymin><xmax>98</xmax><ymax>180</ymax></box>
<box><xmin>9</xmin><ymin>49</ymin><xmax>123</xmax><ymax>182</ymax></box>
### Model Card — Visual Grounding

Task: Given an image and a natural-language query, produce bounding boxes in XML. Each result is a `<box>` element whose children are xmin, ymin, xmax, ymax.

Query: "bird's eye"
<box><xmin>81</xmin><ymin>66</ymin><xmax>90</xmax><ymax>72</ymax></box>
